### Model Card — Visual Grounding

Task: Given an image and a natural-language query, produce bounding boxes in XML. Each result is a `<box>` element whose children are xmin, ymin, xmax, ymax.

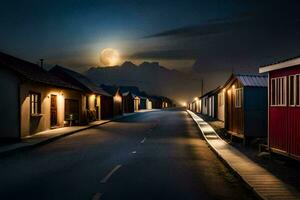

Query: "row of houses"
<box><xmin>189</xmin><ymin>56</ymin><xmax>300</xmax><ymax>160</ymax></box>
<box><xmin>0</xmin><ymin>52</ymin><xmax>172</xmax><ymax>140</ymax></box>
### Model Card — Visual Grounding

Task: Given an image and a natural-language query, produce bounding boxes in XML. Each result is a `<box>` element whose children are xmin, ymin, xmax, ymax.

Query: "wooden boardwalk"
<box><xmin>187</xmin><ymin>110</ymin><xmax>300</xmax><ymax>200</ymax></box>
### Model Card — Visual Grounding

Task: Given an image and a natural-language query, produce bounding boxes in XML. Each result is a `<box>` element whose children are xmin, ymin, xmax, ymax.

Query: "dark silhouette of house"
<box><xmin>122</xmin><ymin>91</ymin><xmax>135</xmax><ymax>113</ymax></box>
<box><xmin>101</xmin><ymin>85</ymin><xmax>123</xmax><ymax>117</ymax></box>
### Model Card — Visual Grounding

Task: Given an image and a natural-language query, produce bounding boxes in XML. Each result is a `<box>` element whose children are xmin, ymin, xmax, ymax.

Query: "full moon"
<box><xmin>100</xmin><ymin>48</ymin><xmax>120</xmax><ymax>66</ymax></box>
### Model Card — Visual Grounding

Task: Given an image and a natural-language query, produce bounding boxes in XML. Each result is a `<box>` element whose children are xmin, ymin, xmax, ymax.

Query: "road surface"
<box><xmin>0</xmin><ymin>109</ymin><xmax>256</xmax><ymax>200</ymax></box>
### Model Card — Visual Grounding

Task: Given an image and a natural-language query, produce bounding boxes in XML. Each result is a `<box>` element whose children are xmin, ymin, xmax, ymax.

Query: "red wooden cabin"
<box><xmin>260</xmin><ymin>57</ymin><xmax>300</xmax><ymax>160</ymax></box>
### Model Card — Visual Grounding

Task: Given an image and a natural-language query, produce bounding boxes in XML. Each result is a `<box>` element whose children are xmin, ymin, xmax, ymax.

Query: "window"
<box><xmin>235</xmin><ymin>88</ymin><xmax>242</xmax><ymax>108</ymax></box>
<box><xmin>289</xmin><ymin>75</ymin><xmax>295</xmax><ymax>106</ymax></box>
<box><xmin>296</xmin><ymin>75</ymin><xmax>300</xmax><ymax>106</ymax></box>
<box><xmin>30</xmin><ymin>93</ymin><xmax>41</xmax><ymax>114</ymax></box>
<box><xmin>270</xmin><ymin>77</ymin><xmax>286</xmax><ymax>106</ymax></box>
<box><xmin>289</xmin><ymin>75</ymin><xmax>300</xmax><ymax>106</ymax></box>
<box><xmin>218</xmin><ymin>92</ymin><xmax>224</xmax><ymax>106</ymax></box>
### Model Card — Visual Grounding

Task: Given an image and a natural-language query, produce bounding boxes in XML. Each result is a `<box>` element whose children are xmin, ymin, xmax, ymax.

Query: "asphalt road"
<box><xmin>0</xmin><ymin>109</ymin><xmax>256</xmax><ymax>200</ymax></box>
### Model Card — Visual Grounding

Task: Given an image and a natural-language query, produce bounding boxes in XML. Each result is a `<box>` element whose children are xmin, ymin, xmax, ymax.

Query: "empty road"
<box><xmin>0</xmin><ymin>109</ymin><xmax>256</xmax><ymax>200</ymax></box>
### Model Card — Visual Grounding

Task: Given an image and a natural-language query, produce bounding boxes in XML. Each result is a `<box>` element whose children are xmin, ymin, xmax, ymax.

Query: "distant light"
<box><xmin>182</xmin><ymin>102</ymin><xmax>187</xmax><ymax>107</ymax></box>
<box><xmin>194</xmin><ymin>97</ymin><xmax>198</xmax><ymax>101</ymax></box>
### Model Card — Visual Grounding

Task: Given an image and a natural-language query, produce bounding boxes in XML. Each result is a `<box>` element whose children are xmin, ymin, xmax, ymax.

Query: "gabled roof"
<box><xmin>122</xmin><ymin>91</ymin><xmax>135</xmax><ymax>98</ymax></box>
<box><xmin>200</xmin><ymin>86</ymin><xmax>223</xmax><ymax>99</ymax></box>
<box><xmin>236</xmin><ymin>74</ymin><xmax>267</xmax><ymax>87</ymax></box>
<box><xmin>224</xmin><ymin>73</ymin><xmax>267</xmax><ymax>88</ymax></box>
<box><xmin>259</xmin><ymin>56</ymin><xmax>300</xmax><ymax>73</ymax></box>
<box><xmin>101</xmin><ymin>84</ymin><xmax>121</xmax><ymax>96</ymax></box>
<box><xmin>50</xmin><ymin>65</ymin><xmax>111</xmax><ymax>96</ymax></box>
<box><xmin>0</xmin><ymin>52</ymin><xmax>80</xmax><ymax>90</ymax></box>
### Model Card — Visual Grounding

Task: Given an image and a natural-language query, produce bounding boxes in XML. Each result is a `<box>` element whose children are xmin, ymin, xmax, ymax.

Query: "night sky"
<box><xmin>1</xmin><ymin>0</ymin><xmax>300</xmax><ymax>72</ymax></box>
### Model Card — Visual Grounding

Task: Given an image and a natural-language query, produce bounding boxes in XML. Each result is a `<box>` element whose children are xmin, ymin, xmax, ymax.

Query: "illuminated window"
<box><xmin>30</xmin><ymin>93</ymin><xmax>41</xmax><ymax>114</ymax></box>
<box><xmin>235</xmin><ymin>88</ymin><xmax>242</xmax><ymax>108</ymax></box>
<box><xmin>271</xmin><ymin>77</ymin><xmax>286</xmax><ymax>106</ymax></box>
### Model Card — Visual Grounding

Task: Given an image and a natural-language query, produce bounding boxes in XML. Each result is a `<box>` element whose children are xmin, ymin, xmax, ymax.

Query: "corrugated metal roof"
<box><xmin>235</xmin><ymin>74</ymin><xmax>268</xmax><ymax>87</ymax></box>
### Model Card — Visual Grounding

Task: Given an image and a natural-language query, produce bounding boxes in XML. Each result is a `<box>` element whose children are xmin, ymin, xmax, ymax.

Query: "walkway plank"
<box><xmin>187</xmin><ymin>110</ymin><xmax>300</xmax><ymax>200</ymax></box>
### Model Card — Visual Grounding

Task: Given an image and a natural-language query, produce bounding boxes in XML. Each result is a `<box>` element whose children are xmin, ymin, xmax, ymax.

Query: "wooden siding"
<box><xmin>101</xmin><ymin>95</ymin><xmax>113</xmax><ymax>119</ymax></box>
<box><xmin>113</xmin><ymin>90</ymin><xmax>123</xmax><ymax>116</ymax></box>
<box><xmin>269</xmin><ymin>66</ymin><xmax>300</xmax><ymax>157</ymax></box>
<box><xmin>225</xmin><ymin>79</ymin><xmax>245</xmax><ymax>136</ymax></box>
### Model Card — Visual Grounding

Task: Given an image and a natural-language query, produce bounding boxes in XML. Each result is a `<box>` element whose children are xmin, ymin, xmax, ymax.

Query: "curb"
<box><xmin>0</xmin><ymin>112</ymin><xmax>142</xmax><ymax>157</ymax></box>
<box><xmin>186</xmin><ymin>110</ymin><xmax>264</xmax><ymax>200</ymax></box>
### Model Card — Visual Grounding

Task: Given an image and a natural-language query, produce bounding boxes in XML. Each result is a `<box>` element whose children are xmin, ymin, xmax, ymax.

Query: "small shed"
<box><xmin>148</xmin><ymin>96</ymin><xmax>162</xmax><ymax>109</ymax></box>
<box><xmin>207</xmin><ymin>87</ymin><xmax>222</xmax><ymax>119</ymax></box>
<box><xmin>122</xmin><ymin>92</ymin><xmax>134</xmax><ymax>113</ymax></box>
<box><xmin>146</xmin><ymin>98</ymin><xmax>152</xmax><ymax>109</ymax></box>
<box><xmin>217</xmin><ymin>87</ymin><xmax>225</xmax><ymax>121</ymax></box>
<box><xmin>191</xmin><ymin>97</ymin><xmax>201</xmax><ymax>113</ymax></box>
<box><xmin>102</xmin><ymin>85</ymin><xmax>123</xmax><ymax>117</ymax></box>
<box><xmin>139</xmin><ymin>96</ymin><xmax>148</xmax><ymax>110</ymax></box>
<box><xmin>200</xmin><ymin>95</ymin><xmax>209</xmax><ymax>115</ymax></box>
<box><xmin>224</xmin><ymin>74</ymin><xmax>268</xmax><ymax>142</ymax></box>
<box><xmin>260</xmin><ymin>57</ymin><xmax>300</xmax><ymax>159</ymax></box>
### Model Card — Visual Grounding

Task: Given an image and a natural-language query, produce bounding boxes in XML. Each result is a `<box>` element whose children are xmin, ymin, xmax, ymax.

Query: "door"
<box><xmin>50</xmin><ymin>95</ymin><xmax>57</xmax><ymax>127</ymax></box>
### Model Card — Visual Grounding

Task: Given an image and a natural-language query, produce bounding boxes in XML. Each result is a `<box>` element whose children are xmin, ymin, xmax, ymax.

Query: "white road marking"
<box><xmin>91</xmin><ymin>193</ymin><xmax>102</xmax><ymax>200</ymax></box>
<box><xmin>140</xmin><ymin>137</ymin><xmax>146</xmax><ymax>144</ymax></box>
<box><xmin>132</xmin><ymin>151</ymin><xmax>137</xmax><ymax>154</ymax></box>
<box><xmin>100</xmin><ymin>165</ymin><xmax>122</xmax><ymax>183</ymax></box>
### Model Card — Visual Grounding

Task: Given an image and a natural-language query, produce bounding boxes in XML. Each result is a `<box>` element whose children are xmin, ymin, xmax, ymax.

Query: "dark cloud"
<box><xmin>128</xmin><ymin>49</ymin><xmax>200</xmax><ymax>60</ymax></box>
<box><xmin>130</xmin><ymin>0</ymin><xmax>300</xmax><ymax>92</ymax></box>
